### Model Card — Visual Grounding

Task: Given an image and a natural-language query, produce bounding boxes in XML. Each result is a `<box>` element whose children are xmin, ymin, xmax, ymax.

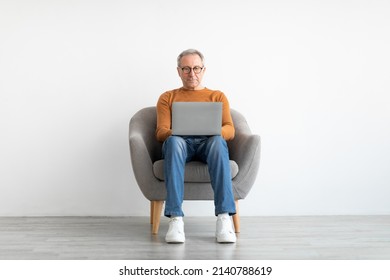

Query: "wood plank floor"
<box><xmin>0</xmin><ymin>216</ymin><xmax>389</xmax><ymax>260</ymax></box>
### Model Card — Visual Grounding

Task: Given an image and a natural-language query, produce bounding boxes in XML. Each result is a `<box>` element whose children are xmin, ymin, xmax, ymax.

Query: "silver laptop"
<box><xmin>171</xmin><ymin>102</ymin><xmax>222</xmax><ymax>136</ymax></box>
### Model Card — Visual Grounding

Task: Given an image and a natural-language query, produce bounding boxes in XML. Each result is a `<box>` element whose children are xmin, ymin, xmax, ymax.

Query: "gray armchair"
<box><xmin>129</xmin><ymin>106</ymin><xmax>260</xmax><ymax>234</ymax></box>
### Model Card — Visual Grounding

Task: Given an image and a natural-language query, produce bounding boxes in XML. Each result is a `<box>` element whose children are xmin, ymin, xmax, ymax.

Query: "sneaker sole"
<box><xmin>166</xmin><ymin>239</ymin><xmax>185</xmax><ymax>243</ymax></box>
<box><xmin>216</xmin><ymin>236</ymin><xmax>236</xmax><ymax>243</ymax></box>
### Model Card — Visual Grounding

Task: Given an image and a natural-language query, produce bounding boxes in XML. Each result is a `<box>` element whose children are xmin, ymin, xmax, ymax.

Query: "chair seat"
<box><xmin>153</xmin><ymin>160</ymin><xmax>239</xmax><ymax>182</ymax></box>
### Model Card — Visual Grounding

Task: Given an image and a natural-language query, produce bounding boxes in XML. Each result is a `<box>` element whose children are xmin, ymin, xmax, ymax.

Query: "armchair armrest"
<box><xmin>228</xmin><ymin>131</ymin><xmax>261</xmax><ymax>199</ymax></box>
<box><xmin>129</xmin><ymin>111</ymin><xmax>166</xmax><ymax>201</ymax></box>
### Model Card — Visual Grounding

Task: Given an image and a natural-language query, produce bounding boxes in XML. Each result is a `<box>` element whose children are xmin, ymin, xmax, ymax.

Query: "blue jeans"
<box><xmin>162</xmin><ymin>135</ymin><xmax>236</xmax><ymax>217</ymax></box>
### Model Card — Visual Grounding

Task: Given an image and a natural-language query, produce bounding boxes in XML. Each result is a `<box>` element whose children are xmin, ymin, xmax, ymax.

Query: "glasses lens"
<box><xmin>193</xmin><ymin>67</ymin><xmax>202</xmax><ymax>74</ymax></box>
<box><xmin>182</xmin><ymin>67</ymin><xmax>191</xmax><ymax>74</ymax></box>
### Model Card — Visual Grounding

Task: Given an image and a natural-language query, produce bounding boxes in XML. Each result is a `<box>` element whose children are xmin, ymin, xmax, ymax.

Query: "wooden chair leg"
<box><xmin>232</xmin><ymin>200</ymin><xmax>240</xmax><ymax>233</ymax></box>
<box><xmin>151</xmin><ymin>201</ymin><xmax>164</xmax><ymax>235</ymax></box>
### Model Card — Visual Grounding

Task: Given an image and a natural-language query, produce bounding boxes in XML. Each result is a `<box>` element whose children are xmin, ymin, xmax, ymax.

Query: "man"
<box><xmin>156</xmin><ymin>49</ymin><xmax>236</xmax><ymax>243</ymax></box>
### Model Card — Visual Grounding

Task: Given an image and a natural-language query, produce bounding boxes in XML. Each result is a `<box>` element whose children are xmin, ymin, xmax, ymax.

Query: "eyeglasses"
<box><xmin>180</xmin><ymin>66</ymin><xmax>204</xmax><ymax>74</ymax></box>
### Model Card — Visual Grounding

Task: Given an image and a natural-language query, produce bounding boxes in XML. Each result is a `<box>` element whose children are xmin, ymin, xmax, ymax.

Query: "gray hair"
<box><xmin>177</xmin><ymin>49</ymin><xmax>205</xmax><ymax>67</ymax></box>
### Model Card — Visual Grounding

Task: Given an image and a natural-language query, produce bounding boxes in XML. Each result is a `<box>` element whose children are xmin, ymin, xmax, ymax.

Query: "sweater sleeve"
<box><xmin>155</xmin><ymin>93</ymin><xmax>172</xmax><ymax>142</ymax></box>
<box><xmin>220</xmin><ymin>92</ymin><xmax>235</xmax><ymax>141</ymax></box>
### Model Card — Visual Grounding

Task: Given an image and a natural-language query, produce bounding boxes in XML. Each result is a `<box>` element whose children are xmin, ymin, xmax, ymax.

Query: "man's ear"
<box><xmin>177</xmin><ymin>67</ymin><xmax>181</xmax><ymax>77</ymax></box>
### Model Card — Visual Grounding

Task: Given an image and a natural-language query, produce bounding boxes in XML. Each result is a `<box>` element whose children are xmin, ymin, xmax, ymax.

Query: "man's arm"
<box><xmin>220</xmin><ymin>93</ymin><xmax>235</xmax><ymax>141</ymax></box>
<box><xmin>155</xmin><ymin>93</ymin><xmax>172</xmax><ymax>142</ymax></box>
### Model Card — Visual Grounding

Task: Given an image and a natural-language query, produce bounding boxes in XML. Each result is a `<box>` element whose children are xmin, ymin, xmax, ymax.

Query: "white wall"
<box><xmin>1</xmin><ymin>0</ymin><xmax>389</xmax><ymax>216</ymax></box>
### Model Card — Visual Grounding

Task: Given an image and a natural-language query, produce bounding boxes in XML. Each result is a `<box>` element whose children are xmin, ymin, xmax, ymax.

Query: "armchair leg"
<box><xmin>151</xmin><ymin>201</ymin><xmax>164</xmax><ymax>235</ymax></box>
<box><xmin>232</xmin><ymin>200</ymin><xmax>240</xmax><ymax>233</ymax></box>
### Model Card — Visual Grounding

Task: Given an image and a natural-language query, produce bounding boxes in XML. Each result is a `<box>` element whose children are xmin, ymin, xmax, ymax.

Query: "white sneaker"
<box><xmin>216</xmin><ymin>214</ymin><xmax>237</xmax><ymax>243</ymax></box>
<box><xmin>165</xmin><ymin>217</ymin><xmax>185</xmax><ymax>243</ymax></box>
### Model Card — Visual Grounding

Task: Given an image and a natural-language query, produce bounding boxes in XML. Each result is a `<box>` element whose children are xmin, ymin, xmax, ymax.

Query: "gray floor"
<box><xmin>0</xmin><ymin>216</ymin><xmax>390</xmax><ymax>260</ymax></box>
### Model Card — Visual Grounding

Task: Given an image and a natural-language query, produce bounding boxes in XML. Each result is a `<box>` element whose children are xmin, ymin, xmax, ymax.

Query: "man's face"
<box><xmin>177</xmin><ymin>54</ymin><xmax>205</xmax><ymax>90</ymax></box>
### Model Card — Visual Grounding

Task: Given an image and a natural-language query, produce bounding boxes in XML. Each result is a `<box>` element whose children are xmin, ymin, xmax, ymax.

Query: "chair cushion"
<box><xmin>153</xmin><ymin>160</ymin><xmax>239</xmax><ymax>183</ymax></box>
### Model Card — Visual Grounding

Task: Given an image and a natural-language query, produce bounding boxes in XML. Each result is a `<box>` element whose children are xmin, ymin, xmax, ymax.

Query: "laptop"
<box><xmin>171</xmin><ymin>102</ymin><xmax>222</xmax><ymax>136</ymax></box>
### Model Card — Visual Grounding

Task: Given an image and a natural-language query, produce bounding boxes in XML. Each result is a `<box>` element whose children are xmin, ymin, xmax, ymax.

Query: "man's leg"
<box><xmin>198</xmin><ymin>136</ymin><xmax>236</xmax><ymax>243</ymax></box>
<box><xmin>162</xmin><ymin>136</ymin><xmax>188</xmax><ymax>243</ymax></box>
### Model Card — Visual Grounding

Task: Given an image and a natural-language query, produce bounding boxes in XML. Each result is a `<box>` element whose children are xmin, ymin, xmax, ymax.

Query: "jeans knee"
<box><xmin>208</xmin><ymin>136</ymin><xmax>227</xmax><ymax>150</ymax></box>
<box><xmin>210</xmin><ymin>135</ymin><xmax>223</xmax><ymax>143</ymax></box>
<box><xmin>205</xmin><ymin>136</ymin><xmax>229</xmax><ymax>161</ymax></box>
<box><xmin>163</xmin><ymin>136</ymin><xmax>186</xmax><ymax>157</ymax></box>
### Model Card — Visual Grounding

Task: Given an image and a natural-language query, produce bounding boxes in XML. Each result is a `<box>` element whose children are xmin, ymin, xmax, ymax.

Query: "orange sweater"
<box><xmin>156</xmin><ymin>87</ymin><xmax>235</xmax><ymax>142</ymax></box>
